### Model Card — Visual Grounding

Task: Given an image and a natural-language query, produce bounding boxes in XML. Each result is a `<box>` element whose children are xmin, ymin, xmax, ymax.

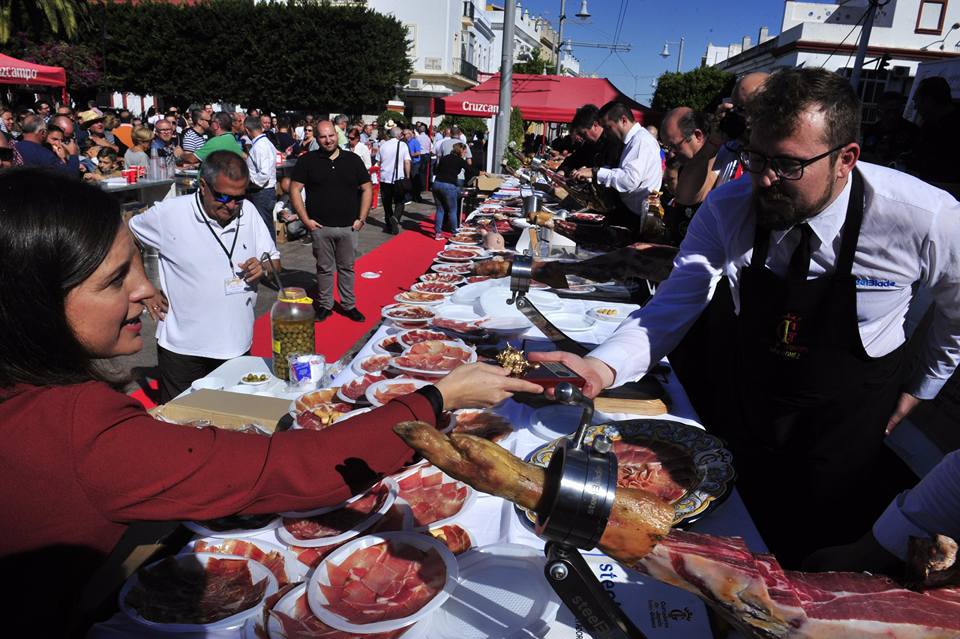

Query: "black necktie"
<box><xmin>787</xmin><ymin>223</ymin><xmax>813</xmax><ymax>281</ymax></box>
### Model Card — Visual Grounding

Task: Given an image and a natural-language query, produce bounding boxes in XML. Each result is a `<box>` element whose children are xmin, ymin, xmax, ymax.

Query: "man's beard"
<box><xmin>753</xmin><ymin>180</ymin><xmax>835</xmax><ymax>231</ymax></box>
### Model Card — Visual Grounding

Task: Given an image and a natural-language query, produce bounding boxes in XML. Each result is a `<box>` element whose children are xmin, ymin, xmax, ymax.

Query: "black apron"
<box><xmin>715</xmin><ymin>170</ymin><xmax>915</xmax><ymax>568</ymax></box>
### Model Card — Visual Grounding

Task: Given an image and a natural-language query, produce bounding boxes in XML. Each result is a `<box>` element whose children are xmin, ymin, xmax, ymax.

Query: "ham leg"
<box><xmin>393</xmin><ymin>422</ymin><xmax>674</xmax><ymax>565</ymax></box>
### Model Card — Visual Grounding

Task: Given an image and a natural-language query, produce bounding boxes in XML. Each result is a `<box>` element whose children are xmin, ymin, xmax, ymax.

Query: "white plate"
<box><xmin>238</xmin><ymin>372</ymin><xmax>271</xmax><ymax>386</ymax></box>
<box><xmin>334</xmin><ymin>406</ymin><xmax>374</xmax><ymax>423</ymax></box>
<box><xmin>418</xmin><ymin>273</ymin><xmax>465</xmax><ymax>285</ymax></box>
<box><xmin>394</xmin><ymin>292</ymin><xmax>446</xmax><ymax>306</ymax></box>
<box><xmin>588</xmin><ymin>306</ymin><xmax>627</xmax><ymax>322</ymax></box>
<box><xmin>391</xmin><ymin>341</ymin><xmax>477</xmax><ymax>377</ymax></box>
<box><xmin>429</xmin><ymin>544</ymin><xmax>560</xmax><ymax>638</ymax></box>
<box><xmin>183</xmin><ymin>516</ymin><xmax>281</xmax><ymax>539</ymax></box>
<box><xmin>182</xmin><ymin>537</ymin><xmax>309</xmax><ymax>585</ymax></box>
<box><xmin>436</xmin><ymin>248</ymin><xmax>487</xmax><ymax>262</ymax></box>
<box><xmin>479</xmin><ymin>287</ymin><xmax>561</xmax><ymax>321</ymax></box>
<box><xmin>410</xmin><ymin>281</ymin><xmax>457</xmax><ymax>296</ymax></box>
<box><xmin>365</xmin><ymin>378</ymin><xmax>431</xmax><ymax>407</ymax></box>
<box><xmin>336</xmin><ymin>374</ymin><xmax>384</xmax><ymax>404</ymax></box>
<box><xmin>373</xmin><ymin>334</ymin><xmax>405</xmax><ymax>355</ymax></box>
<box><xmin>276</xmin><ymin>479</ymin><xmax>398</xmax><ymax>548</ymax></box>
<box><xmin>119</xmin><ymin>552</ymin><xmax>278</xmax><ymax>632</ymax></box>
<box><xmin>394</xmin><ymin>465</ymin><xmax>477</xmax><ymax>530</ymax></box>
<box><xmin>381</xmin><ymin>303</ymin><xmax>436</xmax><ymax>324</ymax></box>
<box><xmin>307</xmin><ymin>531</ymin><xmax>459</xmax><ymax>634</ymax></box>
<box><xmin>351</xmin><ymin>353</ymin><xmax>393</xmax><ymax>376</ymax></box>
<box><xmin>451</xmin><ymin>279</ymin><xmax>498</xmax><ymax>305</ymax></box>
<box><xmin>434</xmin><ymin>305</ymin><xmax>484</xmax><ymax>323</ymax></box>
<box><xmin>528</xmin><ymin>403</ymin><xmax>601</xmax><ymax>441</ymax></box>
<box><xmin>360</xmin><ymin>271</ymin><xmax>382</xmax><ymax>279</ymax></box>
<box><xmin>545</xmin><ymin>312</ymin><xmax>596</xmax><ymax>332</ymax></box>
<box><xmin>431</xmin><ymin>262</ymin><xmax>473</xmax><ymax>274</ymax></box>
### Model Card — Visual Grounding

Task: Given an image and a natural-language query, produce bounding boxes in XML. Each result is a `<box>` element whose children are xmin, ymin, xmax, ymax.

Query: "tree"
<box><xmin>651</xmin><ymin>66</ymin><xmax>735</xmax><ymax>113</ymax></box>
<box><xmin>437</xmin><ymin>115</ymin><xmax>487</xmax><ymax>138</ymax></box>
<box><xmin>8</xmin><ymin>32</ymin><xmax>100</xmax><ymax>96</ymax></box>
<box><xmin>75</xmin><ymin>1</ymin><xmax>412</xmax><ymax>112</ymax></box>
<box><xmin>505</xmin><ymin>106</ymin><xmax>524</xmax><ymax>168</ymax></box>
<box><xmin>513</xmin><ymin>48</ymin><xmax>550</xmax><ymax>75</ymax></box>
<box><xmin>0</xmin><ymin>0</ymin><xmax>87</xmax><ymax>45</ymax></box>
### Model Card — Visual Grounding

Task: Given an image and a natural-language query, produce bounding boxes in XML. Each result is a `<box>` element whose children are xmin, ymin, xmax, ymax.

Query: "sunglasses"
<box><xmin>203</xmin><ymin>181</ymin><xmax>246</xmax><ymax>204</ymax></box>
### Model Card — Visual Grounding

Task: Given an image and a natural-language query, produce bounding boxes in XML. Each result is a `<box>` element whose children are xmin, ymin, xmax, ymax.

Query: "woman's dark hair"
<box><xmin>0</xmin><ymin>168</ymin><xmax>123</xmax><ymax>389</ymax></box>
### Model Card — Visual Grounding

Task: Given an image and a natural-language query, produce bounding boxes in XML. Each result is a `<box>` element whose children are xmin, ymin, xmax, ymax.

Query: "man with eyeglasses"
<box><xmin>130</xmin><ymin>150</ymin><xmax>280</xmax><ymax>402</ymax></box>
<box><xmin>152</xmin><ymin>119</ymin><xmax>185</xmax><ymax>164</ymax></box>
<box><xmin>532</xmin><ymin>68</ymin><xmax>960</xmax><ymax>568</ymax></box>
<box><xmin>659</xmin><ymin>107</ymin><xmax>718</xmax><ymax>244</ymax></box>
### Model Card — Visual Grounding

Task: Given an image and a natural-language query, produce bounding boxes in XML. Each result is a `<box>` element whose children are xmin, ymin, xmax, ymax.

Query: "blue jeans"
<box><xmin>432</xmin><ymin>181</ymin><xmax>460</xmax><ymax>235</ymax></box>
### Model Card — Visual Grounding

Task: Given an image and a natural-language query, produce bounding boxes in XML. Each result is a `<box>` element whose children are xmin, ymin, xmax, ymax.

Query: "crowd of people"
<box><xmin>1</xmin><ymin>66</ymin><xmax>960</xmax><ymax>635</ymax></box>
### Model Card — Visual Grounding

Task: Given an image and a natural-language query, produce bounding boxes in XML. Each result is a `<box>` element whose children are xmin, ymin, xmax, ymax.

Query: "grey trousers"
<box><xmin>311</xmin><ymin>225</ymin><xmax>358</xmax><ymax>310</ymax></box>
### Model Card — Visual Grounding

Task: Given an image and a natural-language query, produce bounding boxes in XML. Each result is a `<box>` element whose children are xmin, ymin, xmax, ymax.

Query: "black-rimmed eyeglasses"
<box><xmin>738</xmin><ymin>143</ymin><xmax>848</xmax><ymax>181</ymax></box>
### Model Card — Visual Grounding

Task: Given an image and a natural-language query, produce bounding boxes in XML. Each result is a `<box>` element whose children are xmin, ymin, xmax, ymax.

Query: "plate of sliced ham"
<box><xmin>373</xmin><ymin>334</ymin><xmax>405</xmax><ymax>355</ymax></box>
<box><xmin>427</xmin><ymin>524</ymin><xmax>475</xmax><ymax>556</ymax></box>
<box><xmin>337</xmin><ymin>373</ymin><xmax>385</xmax><ymax>404</ymax></box>
<box><xmin>266</xmin><ymin>583</ymin><xmax>418</xmax><ymax>639</ymax></box>
<box><xmin>365</xmin><ymin>378</ymin><xmax>431</xmax><ymax>407</ymax></box>
<box><xmin>277</xmin><ymin>480</ymin><xmax>398</xmax><ymax>548</ymax></box>
<box><xmin>307</xmin><ymin>531</ymin><xmax>459</xmax><ymax>633</ymax></box>
<box><xmin>381</xmin><ymin>304</ymin><xmax>436</xmax><ymax>324</ymax></box>
<box><xmin>391</xmin><ymin>340</ymin><xmax>476</xmax><ymax>377</ymax></box>
<box><xmin>185</xmin><ymin>537</ymin><xmax>308</xmax><ymax>587</ymax></box>
<box><xmin>394</xmin><ymin>465</ymin><xmax>475</xmax><ymax>529</ymax></box>
<box><xmin>394</xmin><ymin>291</ymin><xmax>446</xmax><ymax>306</ymax></box>
<box><xmin>410</xmin><ymin>281</ymin><xmax>457</xmax><ymax>296</ymax></box>
<box><xmin>436</xmin><ymin>247</ymin><xmax>486</xmax><ymax>262</ymax></box>
<box><xmin>418</xmin><ymin>272</ymin><xmax>465</xmax><ymax>285</ymax></box>
<box><xmin>430</xmin><ymin>262</ymin><xmax>473</xmax><ymax>275</ymax></box>
<box><xmin>120</xmin><ymin>553</ymin><xmax>278</xmax><ymax>632</ymax></box>
<box><xmin>397</xmin><ymin>328</ymin><xmax>450</xmax><ymax>348</ymax></box>
<box><xmin>352</xmin><ymin>353</ymin><xmax>393</xmax><ymax>375</ymax></box>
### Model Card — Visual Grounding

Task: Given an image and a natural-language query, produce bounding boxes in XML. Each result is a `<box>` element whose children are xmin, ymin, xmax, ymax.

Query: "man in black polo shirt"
<box><xmin>289</xmin><ymin>120</ymin><xmax>372</xmax><ymax>322</ymax></box>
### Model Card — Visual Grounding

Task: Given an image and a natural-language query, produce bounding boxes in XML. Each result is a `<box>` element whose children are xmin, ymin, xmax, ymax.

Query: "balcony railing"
<box><xmin>457</xmin><ymin>58</ymin><xmax>478</xmax><ymax>82</ymax></box>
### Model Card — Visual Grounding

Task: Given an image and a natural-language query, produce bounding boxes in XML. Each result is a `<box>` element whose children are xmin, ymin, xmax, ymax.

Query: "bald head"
<box><xmin>661</xmin><ymin>106</ymin><xmax>706</xmax><ymax>161</ymax></box>
<box><xmin>733</xmin><ymin>72</ymin><xmax>769</xmax><ymax>108</ymax></box>
<box><xmin>51</xmin><ymin>115</ymin><xmax>74</xmax><ymax>137</ymax></box>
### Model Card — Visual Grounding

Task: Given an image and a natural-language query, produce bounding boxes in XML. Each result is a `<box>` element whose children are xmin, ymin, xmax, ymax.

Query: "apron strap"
<box><xmin>834</xmin><ymin>168</ymin><xmax>865</xmax><ymax>278</ymax></box>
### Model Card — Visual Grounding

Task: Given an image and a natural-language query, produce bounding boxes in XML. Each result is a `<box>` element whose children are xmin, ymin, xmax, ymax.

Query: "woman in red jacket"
<box><xmin>0</xmin><ymin>169</ymin><xmax>541</xmax><ymax>634</ymax></box>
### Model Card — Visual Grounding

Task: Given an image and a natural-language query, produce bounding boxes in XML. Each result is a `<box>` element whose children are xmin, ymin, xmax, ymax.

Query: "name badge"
<box><xmin>224</xmin><ymin>276</ymin><xmax>250</xmax><ymax>296</ymax></box>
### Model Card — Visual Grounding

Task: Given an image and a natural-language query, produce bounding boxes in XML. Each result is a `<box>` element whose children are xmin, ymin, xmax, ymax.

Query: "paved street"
<box><xmin>112</xmin><ymin>194</ymin><xmax>440</xmax><ymax>395</ymax></box>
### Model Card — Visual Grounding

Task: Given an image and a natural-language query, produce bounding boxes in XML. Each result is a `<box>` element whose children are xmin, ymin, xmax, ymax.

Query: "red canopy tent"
<box><xmin>433</xmin><ymin>73</ymin><xmax>648</xmax><ymax>124</ymax></box>
<box><xmin>0</xmin><ymin>53</ymin><xmax>68</xmax><ymax>104</ymax></box>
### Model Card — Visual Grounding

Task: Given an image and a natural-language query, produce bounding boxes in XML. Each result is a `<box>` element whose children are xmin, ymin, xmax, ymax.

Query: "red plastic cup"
<box><xmin>122</xmin><ymin>168</ymin><xmax>136</xmax><ymax>184</ymax></box>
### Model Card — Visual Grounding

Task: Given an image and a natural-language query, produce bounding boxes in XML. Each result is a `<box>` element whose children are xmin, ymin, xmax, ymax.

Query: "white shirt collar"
<box><xmin>623</xmin><ymin>122</ymin><xmax>642</xmax><ymax>146</ymax></box>
<box><xmin>769</xmin><ymin>174</ymin><xmax>853</xmax><ymax>247</ymax></box>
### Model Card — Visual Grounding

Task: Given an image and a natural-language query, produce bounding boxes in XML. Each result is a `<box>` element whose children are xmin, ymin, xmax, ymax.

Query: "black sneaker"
<box><xmin>340</xmin><ymin>306</ymin><xmax>365</xmax><ymax>322</ymax></box>
<box><xmin>315</xmin><ymin>307</ymin><xmax>333</xmax><ymax>322</ymax></box>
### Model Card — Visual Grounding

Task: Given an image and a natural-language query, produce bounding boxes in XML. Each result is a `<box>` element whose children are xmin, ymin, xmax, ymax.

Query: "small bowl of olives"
<box><xmin>240</xmin><ymin>372</ymin><xmax>271</xmax><ymax>386</ymax></box>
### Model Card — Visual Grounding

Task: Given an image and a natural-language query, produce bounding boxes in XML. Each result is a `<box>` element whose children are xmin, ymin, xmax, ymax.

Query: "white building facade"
<box><xmin>485</xmin><ymin>2</ymin><xmax>581</xmax><ymax>76</ymax></box>
<box><xmin>704</xmin><ymin>0</ymin><xmax>960</xmax><ymax>117</ymax></box>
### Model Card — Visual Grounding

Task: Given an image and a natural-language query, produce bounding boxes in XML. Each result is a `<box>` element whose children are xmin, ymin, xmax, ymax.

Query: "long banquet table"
<box><xmin>92</xmin><ymin>180</ymin><xmax>768</xmax><ymax>639</ymax></box>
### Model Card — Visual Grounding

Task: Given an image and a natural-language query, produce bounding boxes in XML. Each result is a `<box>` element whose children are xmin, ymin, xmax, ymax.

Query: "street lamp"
<box><xmin>660</xmin><ymin>36</ymin><xmax>685</xmax><ymax>73</ymax></box>
<box><xmin>556</xmin><ymin>0</ymin><xmax>591</xmax><ymax>75</ymax></box>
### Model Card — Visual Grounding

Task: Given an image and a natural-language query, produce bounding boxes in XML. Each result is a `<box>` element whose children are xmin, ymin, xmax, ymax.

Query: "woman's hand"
<box><xmin>143</xmin><ymin>290</ymin><xmax>169</xmax><ymax>321</ymax></box>
<box><xmin>433</xmin><ymin>363</ymin><xmax>543</xmax><ymax>410</ymax></box>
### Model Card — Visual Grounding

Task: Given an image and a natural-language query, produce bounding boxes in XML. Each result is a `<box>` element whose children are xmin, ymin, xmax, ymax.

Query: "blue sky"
<box><xmin>516</xmin><ymin>0</ymin><xmax>787</xmax><ymax>102</ymax></box>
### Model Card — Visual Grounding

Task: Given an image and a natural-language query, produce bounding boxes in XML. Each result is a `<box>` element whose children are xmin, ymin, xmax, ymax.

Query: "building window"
<box><xmin>916</xmin><ymin>0</ymin><xmax>948</xmax><ymax>34</ymax></box>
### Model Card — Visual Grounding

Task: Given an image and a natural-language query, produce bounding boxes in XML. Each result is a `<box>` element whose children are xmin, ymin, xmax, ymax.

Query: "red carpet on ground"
<box><xmin>250</xmin><ymin>228</ymin><xmax>444</xmax><ymax>362</ymax></box>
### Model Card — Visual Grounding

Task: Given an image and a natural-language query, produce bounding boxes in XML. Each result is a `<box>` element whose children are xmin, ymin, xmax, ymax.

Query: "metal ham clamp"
<box><xmin>537</xmin><ymin>382</ymin><xmax>647</xmax><ymax>639</ymax></box>
<box><xmin>507</xmin><ymin>254</ymin><xmax>589</xmax><ymax>357</ymax></box>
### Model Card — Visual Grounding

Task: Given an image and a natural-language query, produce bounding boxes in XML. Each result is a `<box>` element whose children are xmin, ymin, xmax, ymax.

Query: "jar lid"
<box><xmin>278</xmin><ymin>287</ymin><xmax>313</xmax><ymax>304</ymax></box>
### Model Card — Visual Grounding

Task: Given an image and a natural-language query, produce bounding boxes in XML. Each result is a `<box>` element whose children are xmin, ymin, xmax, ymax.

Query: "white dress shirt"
<box><xmin>245</xmin><ymin>134</ymin><xmax>277</xmax><ymax>189</ymax></box>
<box><xmin>595</xmin><ymin>123</ymin><xmax>663</xmax><ymax>216</ymax></box>
<box><xmin>590</xmin><ymin>162</ymin><xmax>960</xmax><ymax>399</ymax></box>
<box><xmin>130</xmin><ymin>193</ymin><xmax>280</xmax><ymax>359</ymax></box>
<box><xmin>350</xmin><ymin>141</ymin><xmax>372</xmax><ymax>170</ymax></box>
<box><xmin>378</xmin><ymin>138</ymin><xmax>410</xmax><ymax>184</ymax></box>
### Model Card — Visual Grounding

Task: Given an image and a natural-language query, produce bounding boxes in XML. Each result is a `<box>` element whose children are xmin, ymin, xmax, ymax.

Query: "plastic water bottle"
<box><xmin>148</xmin><ymin>145</ymin><xmax>161</xmax><ymax>181</ymax></box>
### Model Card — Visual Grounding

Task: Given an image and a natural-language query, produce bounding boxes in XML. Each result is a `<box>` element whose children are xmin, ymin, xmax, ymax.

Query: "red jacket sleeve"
<box><xmin>70</xmin><ymin>382</ymin><xmax>434</xmax><ymax>522</ymax></box>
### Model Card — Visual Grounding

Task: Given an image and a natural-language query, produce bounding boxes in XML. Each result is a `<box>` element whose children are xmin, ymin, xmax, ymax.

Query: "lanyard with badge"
<box><xmin>195</xmin><ymin>190</ymin><xmax>249</xmax><ymax>296</ymax></box>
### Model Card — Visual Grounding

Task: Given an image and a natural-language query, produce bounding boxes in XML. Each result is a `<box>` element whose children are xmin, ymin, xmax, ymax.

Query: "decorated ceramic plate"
<box><xmin>515</xmin><ymin>419</ymin><xmax>734</xmax><ymax>530</ymax></box>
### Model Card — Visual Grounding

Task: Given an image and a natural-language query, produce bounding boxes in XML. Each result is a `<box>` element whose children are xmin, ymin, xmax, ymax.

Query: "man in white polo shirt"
<box><xmin>130</xmin><ymin>150</ymin><xmax>281</xmax><ymax>402</ymax></box>
<box><xmin>243</xmin><ymin>115</ymin><xmax>279</xmax><ymax>235</ymax></box>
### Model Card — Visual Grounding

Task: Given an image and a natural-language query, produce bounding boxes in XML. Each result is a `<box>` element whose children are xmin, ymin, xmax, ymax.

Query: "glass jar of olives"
<box><xmin>271</xmin><ymin>287</ymin><xmax>316</xmax><ymax>379</ymax></box>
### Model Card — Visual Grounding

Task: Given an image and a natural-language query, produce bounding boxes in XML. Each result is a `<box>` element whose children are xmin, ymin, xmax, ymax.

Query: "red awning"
<box><xmin>435</xmin><ymin>74</ymin><xmax>648</xmax><ymax>124</ymax></box>
<box><xmin>0</xmin><ymin>53</ymin><xmax>66</xmax><ymax>88</ymax></box>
